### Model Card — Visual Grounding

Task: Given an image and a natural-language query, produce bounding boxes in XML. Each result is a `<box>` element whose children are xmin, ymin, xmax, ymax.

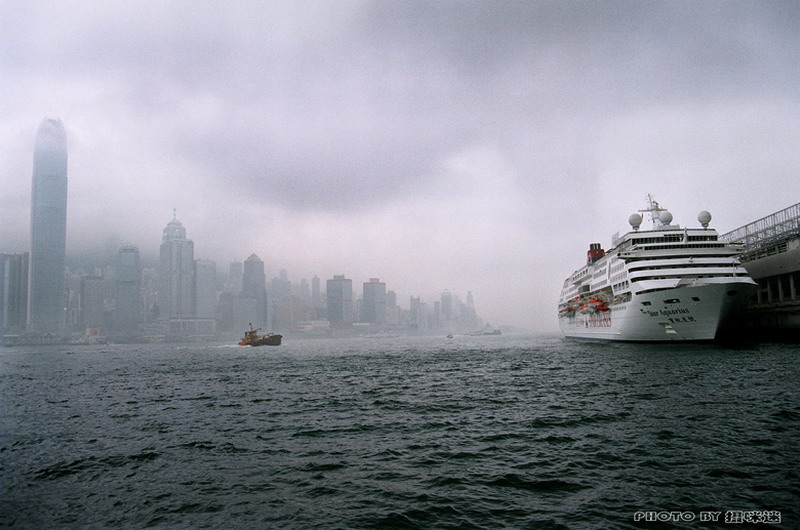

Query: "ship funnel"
<box><xmin>587</xmin><ymin>243</ymin><xmax>605</xmax><ymax>265</ymax></box>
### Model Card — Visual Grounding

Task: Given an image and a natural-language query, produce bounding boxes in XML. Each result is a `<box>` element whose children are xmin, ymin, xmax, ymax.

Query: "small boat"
<box><xmin>239</xmin><ymin>324</ymin><xmax>282</xmax><ymax>346</ymax></box>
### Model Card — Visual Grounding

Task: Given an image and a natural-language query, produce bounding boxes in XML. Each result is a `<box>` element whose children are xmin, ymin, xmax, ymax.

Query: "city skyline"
<box><xmin>2</xmin><ymin>2</ymin><xmax>799</xmax><ymax>331</ymax></box>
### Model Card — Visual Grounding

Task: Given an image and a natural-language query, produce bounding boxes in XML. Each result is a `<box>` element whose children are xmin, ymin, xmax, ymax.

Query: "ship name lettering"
<box><xmin>659</xmin><ymin>308</ymin><xmax>690</xmax><ymax>317</ymax></box>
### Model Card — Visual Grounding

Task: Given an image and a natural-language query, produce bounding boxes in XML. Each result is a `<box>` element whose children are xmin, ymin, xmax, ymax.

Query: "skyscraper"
<box><xmin>159</xmin><ymin>215</ymin><xmax>195</xmax><ymax>319</ymax></box>
<box><xmin>28</xmin><ymin>118</ymin><xmax>68</xmax><ymax>334</ymax></box>
<box><xmin>115</xmin><ymin>245</ymin><xmax>142</xmax><ymax>335</ymax></box>
<box><xmin>326</xmin><ymin>275</ymin><xmax>353</xmax><ymax>328</ymax></box>
<box><xmin>362</xmin><ymin>278</ymin><xmax>386</xmax><ymax>324</ymax></box>
<box><xmin>241</xmin><ymin>254</ymin><xmax>267</xmax><ymax>328</ymax></box>
<box><xmin>194</xmin><ymin>259</ymin><xmax>217</xmax><ymax>319</ymax></box>
<box><xmin>1</xmin><ymin>253</ymin><xmax>29</xmax><ymax>334</ymax></box>
<box><xmin>440</xmin><ymin>289</ymin><xmax>453</xmax><ymax>322</ymax></box>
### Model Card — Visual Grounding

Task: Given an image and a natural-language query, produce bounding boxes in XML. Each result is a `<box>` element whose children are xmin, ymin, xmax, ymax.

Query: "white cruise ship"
<box><xmin>558</xmin><ymin>197</ymin><xmax>757</xmax><ymax>341</ymax></box>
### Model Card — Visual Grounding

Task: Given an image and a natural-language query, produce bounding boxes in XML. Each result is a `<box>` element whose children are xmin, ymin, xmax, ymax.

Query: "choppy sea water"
<box><xmin>1</xmin><ymin>334</ymin><xmax>798</xmax><ymax>529</ymax></box>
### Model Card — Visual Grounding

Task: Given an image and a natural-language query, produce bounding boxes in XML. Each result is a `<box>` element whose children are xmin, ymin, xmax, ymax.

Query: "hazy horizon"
<box><xmin>2</xmin><ymin>1</ymin><xmax>799</xmax><ymax>331</ymax></box>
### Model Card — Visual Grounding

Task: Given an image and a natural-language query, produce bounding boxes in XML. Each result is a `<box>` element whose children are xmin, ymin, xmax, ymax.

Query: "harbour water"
<box><xmin>1</xmin><ymin>334</ymin><xmax>797</xmax><ymax>529</ymax></box>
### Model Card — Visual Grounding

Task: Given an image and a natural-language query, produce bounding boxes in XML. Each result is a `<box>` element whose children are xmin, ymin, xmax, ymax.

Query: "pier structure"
<box><xmin>720</xmin><ymin>203</ymin><xmax>800</xmax><ymax>340</ymax></box>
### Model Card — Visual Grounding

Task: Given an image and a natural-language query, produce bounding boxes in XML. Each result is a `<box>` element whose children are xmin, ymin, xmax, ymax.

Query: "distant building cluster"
<box><xmin>1</xmin><ymin>119</ymin><xmax>486</xmax><ymax>344</ymax></box>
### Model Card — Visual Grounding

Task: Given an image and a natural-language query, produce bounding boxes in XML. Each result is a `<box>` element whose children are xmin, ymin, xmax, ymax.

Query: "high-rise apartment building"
<box><xmin>115</xmin><ymin>245</ymin><xmax>142</xmax><ymax>335</ymax></box>
<box><xmin>159</xmin><ymin>215</ymin><xmax>195</xmax><ymax>319</ymax></box>
<box><xmin>326</xmin><ymin>275</ymin><xmax>353</xmax><ymax>328</ymax></box>
<box><xmin>28</xmin><ymin>118</ymin><xmax>68</xmax><ymax>334</ymax></box>
<box><xmin>362</xmin><ymin>278</ymin><xmax>386</xmax><ymax>324</ymax></box>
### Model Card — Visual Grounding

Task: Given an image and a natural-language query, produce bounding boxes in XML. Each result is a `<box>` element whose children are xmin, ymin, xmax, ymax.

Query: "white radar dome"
<box><xmin>698</xmin><ymin>210</ymin><xmax>712</xmax><ymax>227</ymax></box>
<box><xmin>659</xmin><ymin>211</ymin><xmax>673</xmax><ymax>225</ymax></box>
<box><xmin>628</xmin><ymin>213</ymin><xmax>642</xmax><ymax>230</ymax></box>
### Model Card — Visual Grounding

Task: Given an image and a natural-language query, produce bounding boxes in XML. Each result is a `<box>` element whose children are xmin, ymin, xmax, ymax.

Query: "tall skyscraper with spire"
<box><xmin>28</xmin><ymin>118</ymin><xmax>68</xmax><ymax>334</ymax></box>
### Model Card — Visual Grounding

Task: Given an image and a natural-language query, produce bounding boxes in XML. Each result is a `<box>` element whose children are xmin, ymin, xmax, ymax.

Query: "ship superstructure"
<box><xmin>558</xmin><ymin>196</ymin><xmax>757</xmax><ymax>341</ymax></box>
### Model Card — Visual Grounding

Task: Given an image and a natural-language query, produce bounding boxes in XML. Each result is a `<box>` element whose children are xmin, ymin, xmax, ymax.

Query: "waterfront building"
<box><xmin>440</xmin><ymin>289</ymin><xmax>453</xmax><ymax>323</ymax></box>
<box><xmin>312</xmin><ymin>275</ymin><xmax>322</xmax><ymax>305</ymax></box>
<box><xmin>433</xmin><ymin>300</ymin><xmax>442</xmax><ymax>330</ymax></box>
<box><xmin>232</xmin><ymin>296</ymin><xmax>258</xmax><ymax>335</ymax></box>
<box><xmin>195</xmin><ymin>259</ymin><xmax>217</xmax><ymax>319</ymax></box>
<box><xmin>159</xmin><ymin>215</ymin><xmax>195</xmax><ymax>319</ymax></box>
<box><xmin>311</xmin><ymin>275</ymin><xmax>325</xmax><ymax>319</ymax></box>
<box><xmin>326</xmin><ymin>275</ymin><xmax>353</xmax><ymax>328</ymax></box>
<box><xmin>362</xmin><ymin>278</ymin><xmax>387</xmax><ymax>324</ymax></box>
<box><xmin>275</xmin><ymin>295</ymin><xmax>308</xmax><ymax>331</ymax></box>
<box><xmin>115</xmin><ymin>245</ymin><xmax>142</xmax><ymax>336</ymax></box>
<box><xmin>64</xmin><ymin>270</ymin><xmax>81</xmax><ymax>332</ymax></box>
<box><xmin>227</xmin><ymin>262</ymin><xmax>243</xmax><ymax>293</ymax></box>
<box><xmin>298</xmin><ymin>278</ymin><xmax>311</xmax><ymax>306</ymax></box>
<box><xmin>720</xmin><ymin>202</ymin><xmax>800</xmax><ymax>340</ymax></box>
<box><xmin>409</xmin><ymin>296</ymin><xmax>428</xmax><ymax>333</ymax></box>
<box><xmin>28</xmin><ymin>118</ymin><xmax>68</xmax><ymax>334</ymax></box>
<box><xmin>386</xmin><ymin>289</ymin><xmax>400</xmax><ymax>326</ymax></box>
<box><xmin>271</xmin><ymin>269</ymin><xmax>292</xmax><ymax>301</ymax></box>
<box><xmin>242</xmin><ymin>254</ymin><xmax>268</xmax><ymax>329</ymax></box>
<box><xmin>141</xmin><ymin>267</ymin><xmax>160</xmax><ymax>322</ymax></box>
<box><xmin>1</xmin><ymin>253</ymin><xmax>29</xmax><ymax>334</ymax></box>
<box><xmin>80</xmin><ymin>276</ymin><xmax>106</xmax><ymax>332</ymax></box>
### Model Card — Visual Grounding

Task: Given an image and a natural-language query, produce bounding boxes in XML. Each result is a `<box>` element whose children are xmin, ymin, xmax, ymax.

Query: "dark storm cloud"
<box><xmin>6</xmin><ymin>0</ymin><xmax>796</xmax><ymax>214</ymax></box>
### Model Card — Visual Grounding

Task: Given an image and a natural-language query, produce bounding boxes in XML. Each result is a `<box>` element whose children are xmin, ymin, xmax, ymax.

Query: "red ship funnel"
<box><xmin>587</xmin><ymin>243</ymin><xmax>605</xmax><ymax>265</ymax></box>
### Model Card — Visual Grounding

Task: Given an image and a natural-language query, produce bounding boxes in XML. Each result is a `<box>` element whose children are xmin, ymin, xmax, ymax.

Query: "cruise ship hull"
<box><xmin>559</xmin><ymin>281</ymin><xmax>757</xmax><ymax>342</ymax></box>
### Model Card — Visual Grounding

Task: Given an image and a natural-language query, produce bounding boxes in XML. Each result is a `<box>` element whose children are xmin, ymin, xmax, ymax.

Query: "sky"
<box><xmin>1</xmin><ymin>0</ymin><xmax>799</xmax><ymax>331</ymax></box>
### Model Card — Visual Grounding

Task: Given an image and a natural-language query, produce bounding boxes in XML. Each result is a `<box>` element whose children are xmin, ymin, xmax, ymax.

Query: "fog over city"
<box><xmin>1</xmin><ymin>1</ymin><xmax>798</xmax><ymax>331</ymax></box>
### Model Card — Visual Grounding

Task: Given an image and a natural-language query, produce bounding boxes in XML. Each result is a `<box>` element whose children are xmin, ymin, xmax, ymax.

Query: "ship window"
<box><xmin>641</xmin><ymin>301</ymin><xmax>652</xmax><ymax>306</ymax></box>
<box><xmin>664</xmin><ymin>298</ymin><xmax>680</xmax><ymax>304</ymax></box>
<box><xmin>692</xmin><ymin>297</ymin><xmax>700</xmax><ymax>302</ymax></box>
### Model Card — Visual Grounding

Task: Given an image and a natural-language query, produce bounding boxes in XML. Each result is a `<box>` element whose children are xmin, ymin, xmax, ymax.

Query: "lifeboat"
<box><xmin>578</xmin><ymin>298</ymin><xmax>607</xmax><ymax>314</ymax></box>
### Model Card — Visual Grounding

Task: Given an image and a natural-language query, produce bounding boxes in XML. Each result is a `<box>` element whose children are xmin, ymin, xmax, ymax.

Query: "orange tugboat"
<box><xmin>239</xmin><ymin>324</ymin><xmax>282</xmax><ymax>346</ymax></box>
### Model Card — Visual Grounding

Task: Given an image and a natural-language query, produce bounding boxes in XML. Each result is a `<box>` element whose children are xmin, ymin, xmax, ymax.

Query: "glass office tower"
<box><xmin>28</xmin><ymin>118</ymin><xmax>68</xmax><ymax>334</ymax></box>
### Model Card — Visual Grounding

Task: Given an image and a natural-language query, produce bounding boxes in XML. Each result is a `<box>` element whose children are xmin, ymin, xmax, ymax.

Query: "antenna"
<box><xmin>639</xmin><ymin>195</ymin><xmax>671</xmax><ymax>227</ymax></box>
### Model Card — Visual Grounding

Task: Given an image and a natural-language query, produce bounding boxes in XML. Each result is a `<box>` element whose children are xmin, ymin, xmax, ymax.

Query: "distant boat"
<box><xmin>239</xmin><ymin>324</ymin><xmax>282</xmax><ymax>346</ymax></box>
<box><xmin>467</xmin><ymin>329</ymin><xmax>501</xmax><ymax>336</ymax></box>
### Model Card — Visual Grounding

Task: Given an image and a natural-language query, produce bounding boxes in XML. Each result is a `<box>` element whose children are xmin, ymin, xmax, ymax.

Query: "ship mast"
<box><xmin>639</xmin><ymin>194</ymin><xmax>669</xmax><ymax>228</ymax></box>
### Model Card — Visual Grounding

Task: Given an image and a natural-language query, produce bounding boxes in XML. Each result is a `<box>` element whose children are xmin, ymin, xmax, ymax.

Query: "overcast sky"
<box><xmin>1</xmin><ymin>0</ymin><xmax>798</xmax><ymax>331</ymax></box>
